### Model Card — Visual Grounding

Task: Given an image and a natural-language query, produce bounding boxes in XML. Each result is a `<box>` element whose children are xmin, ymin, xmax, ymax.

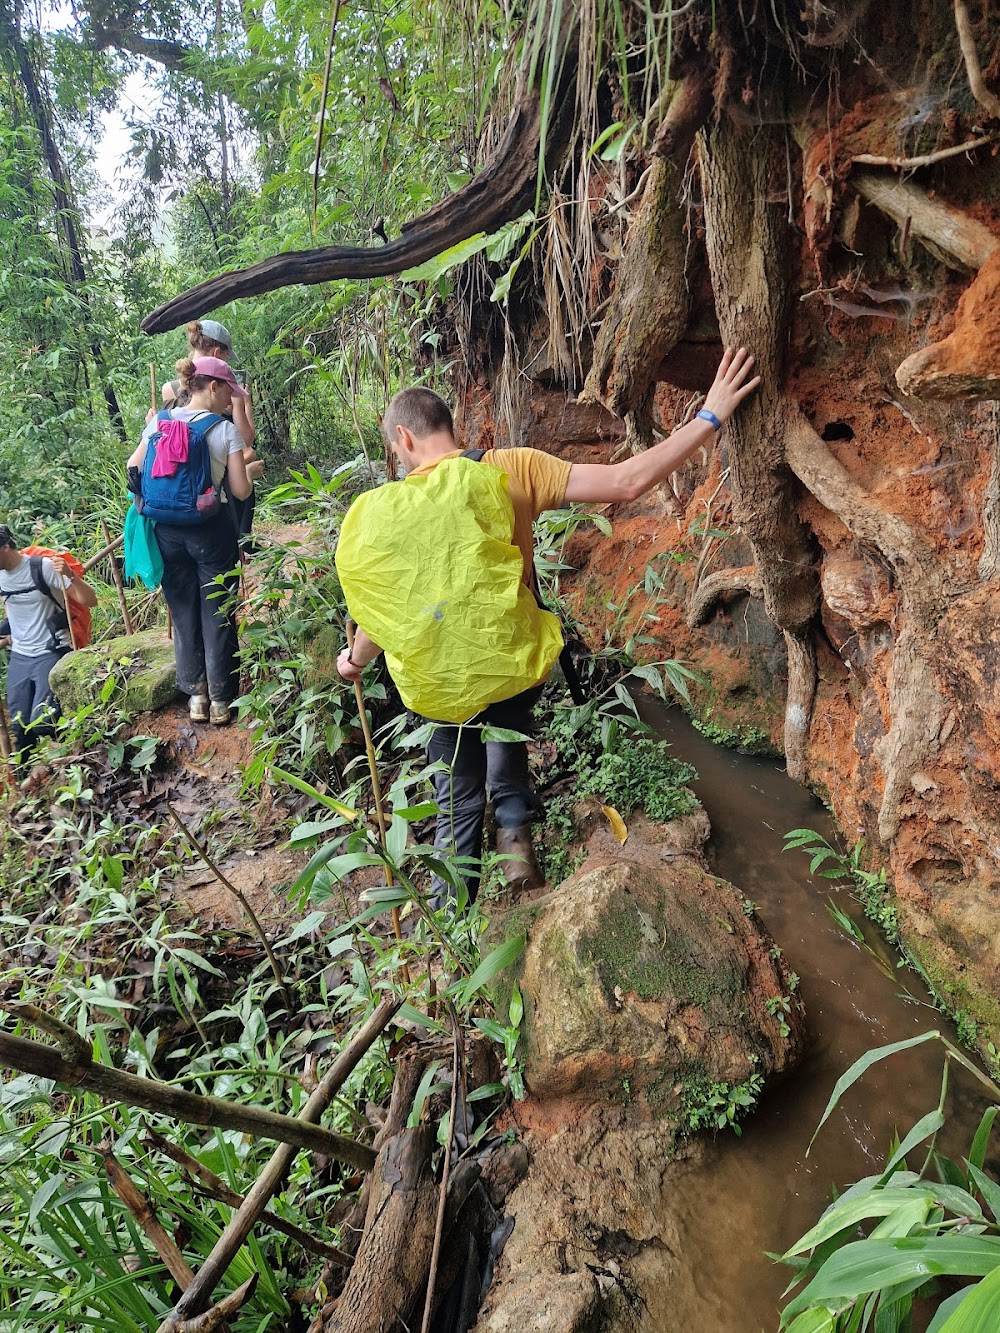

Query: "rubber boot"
<box><xmin>495</xmin><ymin>825</ymin><xmax>544</xmax><ymax>893</ymax></box>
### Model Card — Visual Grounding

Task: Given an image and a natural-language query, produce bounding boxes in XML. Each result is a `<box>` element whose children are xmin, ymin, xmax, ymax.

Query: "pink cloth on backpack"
<box><xmin>151</xmin><ymin>418</ymin><xmax>190</xmax><ymax>477</ymax></box>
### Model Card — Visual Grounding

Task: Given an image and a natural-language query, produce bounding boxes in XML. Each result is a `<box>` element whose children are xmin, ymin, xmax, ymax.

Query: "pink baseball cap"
<box><xmin>193</xmin><ymin>355</ymin><xmax>247</xmax><ymax>398</ymax></box>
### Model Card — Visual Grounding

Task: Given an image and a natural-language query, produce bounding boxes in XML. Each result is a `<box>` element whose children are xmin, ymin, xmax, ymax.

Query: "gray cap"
<box><xmin>198</xmin><ymin>318</ymin><xmax>234</xmax><ymax>354</ymax></box>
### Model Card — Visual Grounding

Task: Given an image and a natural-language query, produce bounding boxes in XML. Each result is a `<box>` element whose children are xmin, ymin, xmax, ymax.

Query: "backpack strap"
<box><xmin>460</xmin><ymin>448</ymin><xmax>487</xmax><ymax>462</ymax></box>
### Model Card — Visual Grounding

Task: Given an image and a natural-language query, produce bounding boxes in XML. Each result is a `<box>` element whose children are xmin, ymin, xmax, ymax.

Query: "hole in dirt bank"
<box><xmin>820</xmin><ymin>421</ymin><xmax>855</xmax><ymax>442</ymax></box>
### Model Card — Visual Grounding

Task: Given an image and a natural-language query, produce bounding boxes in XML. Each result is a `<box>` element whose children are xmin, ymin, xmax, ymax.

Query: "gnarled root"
<box><xmin>686</xmin><ymin>566</ymin><xmax>762</xmax><ymax>628</ymax></box>
<box><xmin>581</xmin><ymin>69</ymin><xmax>712</xmax><ymax>434</ymax></box>
<box><xmin>872</xmin><ymin>627</ymin><xmax>946</xmax><ymax>843</ymax></box>
<box><xmin>783</xmin><ymin>630</ymin><xmax>817</xmax><ymax>785</ymax></box>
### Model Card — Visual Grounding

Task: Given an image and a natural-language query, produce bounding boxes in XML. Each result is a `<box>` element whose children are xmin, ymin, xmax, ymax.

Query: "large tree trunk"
<box><xmin>0</xmin><ymin>0</ymin><xmax>126</xmax><ymax>441</ymax></box>
<box><xmin>698</xmin><ymin>116</ymin><xmax>820</xmax><ymax>782</ymax></box>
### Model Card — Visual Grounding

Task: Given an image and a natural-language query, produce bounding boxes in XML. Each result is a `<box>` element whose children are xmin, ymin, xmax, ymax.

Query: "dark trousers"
<box><xmin>7</xmin><ymin>648</ymin><xmax>66</xmax><ymax>751</ymax></box>
<box><xmin>425</xmin><ymin>684</ymin><xmax>543</xmax><ymax>908</ymax></box>
<box><xmin>155</xmin><ymin>513</ymin><xmax>240</xmax><ymax>702</ymax></box>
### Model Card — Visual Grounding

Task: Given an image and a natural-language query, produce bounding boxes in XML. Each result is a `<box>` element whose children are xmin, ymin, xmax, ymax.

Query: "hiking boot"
<box><xmin>189</xmin><ymin>694</ymin><xmax>210</xmax><ymax>723</ymax></box>
<box><xmin>495</xmin><ymin>825</ymin><xmax>544</xmax><ymax>894</ymax></box>
<box><xmin>209</xmin><ymin>701</ymin><xmax>232</xmax><ymax>726</ymax></box>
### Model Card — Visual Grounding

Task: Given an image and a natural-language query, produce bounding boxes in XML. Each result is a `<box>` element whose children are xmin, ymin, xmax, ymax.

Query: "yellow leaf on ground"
<box><xmin>601</xmin><ymin>804</ymin><xmax>629</xmax><ymax>845</ymax></box>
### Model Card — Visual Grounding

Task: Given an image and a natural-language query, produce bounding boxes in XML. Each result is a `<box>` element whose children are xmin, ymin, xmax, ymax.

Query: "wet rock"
<box><xmin>495</xmin><ymin>857</ymin><xmax>803</xmax><ymax>1110</ymax></box>
<box><xmin>51</xmin><ymin>629</ymin><xmax>178</xmax><ymax>715</ymax></box>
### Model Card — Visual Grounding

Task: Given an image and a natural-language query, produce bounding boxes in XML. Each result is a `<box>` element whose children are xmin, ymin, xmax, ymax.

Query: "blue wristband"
<box><xmin>697</xmin><ymin>408</ymin><xmax>723</xmax><ymax>431</ymax></box>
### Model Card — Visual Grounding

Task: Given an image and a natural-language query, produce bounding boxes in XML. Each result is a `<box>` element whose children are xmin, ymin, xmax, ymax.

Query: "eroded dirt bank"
<box><xmin>445</xmin><ymin>0</ymin><xmax>1000</xmax><ymax>1051</ymax></box>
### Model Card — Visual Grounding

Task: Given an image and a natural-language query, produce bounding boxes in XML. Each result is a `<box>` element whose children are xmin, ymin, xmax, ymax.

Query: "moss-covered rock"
<box><xmin>50</xmin><ymin>630</ymin><xmax>178</xmax><ymax>715</ymax></box>
<box><xmin>499</xmin><ymin>858</ymin><xmax>804</xmax><ymax>1112</ymax></box>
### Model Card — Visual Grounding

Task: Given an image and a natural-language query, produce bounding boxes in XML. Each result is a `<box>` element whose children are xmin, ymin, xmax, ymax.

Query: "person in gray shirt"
<box><xmin>0</xmin><ymin>524</ymin><xmax>97</xmax><ymax>752</ymax></box>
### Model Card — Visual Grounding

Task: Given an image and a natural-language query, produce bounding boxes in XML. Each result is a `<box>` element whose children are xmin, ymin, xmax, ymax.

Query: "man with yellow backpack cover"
<box><xmin>336</xmin><ymin>347</ymin><xmax>759</xmax><ymax>908</ymax></box>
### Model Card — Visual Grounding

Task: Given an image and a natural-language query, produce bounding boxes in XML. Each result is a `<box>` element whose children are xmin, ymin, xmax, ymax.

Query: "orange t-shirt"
<box><xmin>408</xmin><ymin>448</ymin><xmax>572</xmax><ymax>587</ymax></box>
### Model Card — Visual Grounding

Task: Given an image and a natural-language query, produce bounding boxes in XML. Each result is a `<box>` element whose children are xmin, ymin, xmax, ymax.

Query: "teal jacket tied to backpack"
<box><xmin>139</xmin><ymin>410</ymin><xmax>225</xmax><ymax>525</ymax></box>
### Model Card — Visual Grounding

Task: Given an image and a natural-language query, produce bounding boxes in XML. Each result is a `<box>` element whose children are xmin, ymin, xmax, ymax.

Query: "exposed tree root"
<box><xmin>699</xmin><ymin>116</ymin><xmax>820</xmax><ymax>779</ymax></box>
<box><xmin>581</xmin><ymin>69</ymin><xmax>712</xmax><ymax>438</ymax></box>
<box><xmin>784</xmin><ymin>410</ymin><xmax>952</xmax><ymax>838</ymax></box>
<box><xmin>686</xmin><ymin>565</ymin><xmax>762</xmax><ymax>628</ymax></box>
<box><xmin>783</xmin><ymin>630</ymin><xmax>818</xmax><ymax>784</ymax></box>
<box><xmin>852</xmin><ymin>171</ymin><xmax>998</xmax><ymax>272</ymax></box>
<box><xmin>979</xmin><ymin>409</ymin><xmax>1000</xmax><ymax>582</ymax></box>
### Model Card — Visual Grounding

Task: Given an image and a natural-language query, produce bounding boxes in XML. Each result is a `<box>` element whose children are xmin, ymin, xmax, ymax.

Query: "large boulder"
<box><xmin>497</xmin><ymin>854</ymin><xmax>803</xmax><ymax>1113</ymax></box>
<box><xmin>51</xmin><ymin>629</ymin><xmax>178</xmax><ymax>715</ymax></box>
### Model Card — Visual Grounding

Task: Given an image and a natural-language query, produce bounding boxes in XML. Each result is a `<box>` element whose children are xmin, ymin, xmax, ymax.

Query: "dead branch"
<box><xmin>852</xmin><ymin>171</ymin><xmax>998</xmax><ymax>272</ymax></box>
<box><xmin>102</xmin><ymin>1141</ymin><xmax>196</xmax><ymax>1288</ymax></box>
<box><xmin>0</xmin><ymin>1023</ymin><xmax>375</xmax><ymax>1167</ymax></box>
<box><xmin>143</xmin><ymin>1129</ymin><xmax>355</xmax><ymax>1265</ymax></box>
<box><xmin>156</xmin><ymin>994</ymin><xmax>401</xmax><ymax>1331</ymax></box>
<box><xmin>141</xmin><ymin>21</ymin><xmax>580</xmax><ymax>333</ymax></box>
<box><xmin>164</xmin><ymin>800</ymin><xmax>291</xmax><ymax>1008</ymax></box>
<box><xmin>171</xmin><ymin>1278</ymin><xmax>258</xmax><ymax>1333</ymax></box>
<box><xmin>686</xmin><ymin>566</ymin><xmax>762</xmax><ymax>628</ymax></box>
<box><xmin>420</xmin><ymin>1011</ymin><xmax>461</xmax><ymax>1333</ymax></box>
<box><xmin>953</xmin><ymin>0</ymin><xmax>1000</xmax><ymax>120</ymax></box>
<box><xmin>851</xmin><ymin>132</ymin><xmax>1000</xmax><ymax>169</ymax></box>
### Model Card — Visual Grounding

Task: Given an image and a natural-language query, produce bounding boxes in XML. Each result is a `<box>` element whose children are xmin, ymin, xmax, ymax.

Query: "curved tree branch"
<box><xmin>142</xmin><ymin>22</ymin><xmax>580</xmax><ymax>333</ymax></box>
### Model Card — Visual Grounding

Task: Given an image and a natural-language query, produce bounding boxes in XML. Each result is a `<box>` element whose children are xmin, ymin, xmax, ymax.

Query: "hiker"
<box><xmin>161</xmin><ymin>319</ymin><xmax>262</xmax><ymax>547</ymax></box>
<box><xmin>0</xmin><ymin>525</ymin><xmax>97</xmax><ymax>752</ymax></box>
<box><xmin>128</xmin><ymin>356</ymin><xmax>253</xmax><ymax>726</ymax></box>
<box><xmin>335</xmin><ymin>347</ymin><xmax>761</xmax><ymax>908</ymax></box>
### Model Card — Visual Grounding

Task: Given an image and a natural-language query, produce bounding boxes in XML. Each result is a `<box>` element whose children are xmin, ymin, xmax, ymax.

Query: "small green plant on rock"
<box><xmin>680</xmin><ymin>1065</ymin><xmax>764</xmax><ymax>1137</ymax></box>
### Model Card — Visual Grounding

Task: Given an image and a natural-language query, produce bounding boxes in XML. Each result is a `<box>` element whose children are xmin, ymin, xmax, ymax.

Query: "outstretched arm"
<box><xmin>564</xmin><ymin>347</ymin><xmax>760</xmax><ymax>505</ymax></box>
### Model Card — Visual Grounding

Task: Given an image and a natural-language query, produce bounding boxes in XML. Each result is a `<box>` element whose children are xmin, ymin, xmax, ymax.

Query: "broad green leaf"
<box><xmin>270</xmin><ymin>765</ymin><xmax>357</xmax><ymax>820</ymax></box>
<box><xmin>784</xmin><ymin>1309</ymin><xmax>837</xmax><ymax>1333</ymax></box>
<box><xmin>968</xmin><ymin>1165</ymin><xmax>1000</xmax><ymax>1222</ymax></box>
<box><xmin>784</xmin><ymin>1188</ymin><xmax>937</xmax><ymax>1258</ymax></box>
<box><xmin>868</xmin><ymin>1196</ymin><xmax>933</xmax><ymax>1239</ymax></box>
<box><xmin>406</xmin><ymin>1059</ymin><xmax>444</xmax><ymax>1127</ymax></box>
<box><xmin>879</xmin><ymin>1109</ymin><xmax>946</xmax><ymax>1179</ymax></box>
<box><xmin>969</xmin><ymin>1107</ymin><xmax>1000</xmax><ymax>1176</ymax></box>
<box><xmin>927</xmin><ymin>1287</ymin><xmax>976</xmax><ymax>1332</ymax></box>
<box><xmin>784</xmin><ymin>1236</ymin><xmax>1000</xmax><ymax>1317</ymax></box>
<box><xmin>935</xmin><ymin>1263</ymin><xmax>1000</xmax><ymax>1330</ymax></box>
<box><xmin>401</xmin><ymin>233</ymin><xmax>489</xmax><ymax>281</ymax></box>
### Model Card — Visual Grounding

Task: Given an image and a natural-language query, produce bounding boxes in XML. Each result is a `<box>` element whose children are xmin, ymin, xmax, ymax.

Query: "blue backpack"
<box><xmin>139</xmin><ymin>410</ymin><xmax>225</xmax><ymax>525</ymax></box>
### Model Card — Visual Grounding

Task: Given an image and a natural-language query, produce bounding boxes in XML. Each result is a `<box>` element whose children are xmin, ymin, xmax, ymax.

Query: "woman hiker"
<box><xmin>129</xmin><ymin>356</ymin><xmax>252</xmax><ymax>726</ymax></box>
<box><xmin>162</xmin><ymin>319</ymin><xmax>263</xmax><ymax>549</ymax></box>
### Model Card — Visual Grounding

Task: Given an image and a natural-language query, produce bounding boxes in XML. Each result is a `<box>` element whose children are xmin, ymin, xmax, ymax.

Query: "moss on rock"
<box><xmin>50</xmin><ymin>629</ymin><xmax>178</xmax><ymax>715</ymax></box>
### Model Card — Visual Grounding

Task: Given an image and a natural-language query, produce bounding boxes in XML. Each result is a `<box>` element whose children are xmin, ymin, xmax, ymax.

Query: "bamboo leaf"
<box><xmin>934</xmin><ymin>1262</ymin><xmax>1000</xmax><ymax>1330</ymax></box>
<box><xmin>810</xmin><ymin>1032</ymin><xmax>942</xmax><ymax>1150</ymax></box>
<box><xmin>969</xmin><ymin>1107</ymin><xmax>1000</xmax><ymax>1176</ymax></box>
<box><xmin>450</xmin><ymin>935</ymin><xmax>525</xmax><ymax>1008</ymax></box>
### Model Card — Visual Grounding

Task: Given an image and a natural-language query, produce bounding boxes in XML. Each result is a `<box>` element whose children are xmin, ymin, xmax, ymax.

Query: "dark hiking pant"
<box><xmin>424</xmin><ymin>684</ymin><xmax>544</xmax><ymax>910</ymax></box>
<box><xmin>155</xmin><ymin>513</ymin><xmax>240</xmax><ymax>703</ymax></box>
<box><xmin>7</xmin><ymin>648</ymin><xmax>67</xmax><ymax>751</ymax></box>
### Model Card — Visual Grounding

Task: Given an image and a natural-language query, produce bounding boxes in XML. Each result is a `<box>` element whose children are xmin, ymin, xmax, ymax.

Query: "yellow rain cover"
<box><xmin>336</xmin><ymin>457</ymin><xmax>563</xmax><ymax>723</ymax></box>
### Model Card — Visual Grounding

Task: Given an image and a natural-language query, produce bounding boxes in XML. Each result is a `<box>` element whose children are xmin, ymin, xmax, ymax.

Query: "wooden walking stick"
<box><xmin>0</xmin><ymin>698</ymin><xmax>11</xmax><ymax>761</ymax></box>
<box><xmin>346</xmin><ymin>619</ymin><xmax>409</xmax><ymax>981</ymax></box>
<box><xmin>149</xmin><ymin>361</ymin><xmax>158</xmax><ymax>413</ymax></box>
<box><xmin>100</xmin><ymin>518</ymin><xmax>134</xmax><ymax>635</ymax></box>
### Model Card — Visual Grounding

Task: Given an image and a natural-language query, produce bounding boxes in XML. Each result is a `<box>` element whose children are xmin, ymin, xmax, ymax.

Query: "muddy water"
<box><xmin>639</xmin><ymin>706</ymin><xmax>990</xmax><ymax>1333</ymax></box>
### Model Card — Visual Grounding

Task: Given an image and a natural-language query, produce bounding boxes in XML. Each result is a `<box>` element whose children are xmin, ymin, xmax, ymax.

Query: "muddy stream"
<box><xmin>634</xmin><ymin>704</ymin><xmax>989</xmax><ymax>1332</ymax></box>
